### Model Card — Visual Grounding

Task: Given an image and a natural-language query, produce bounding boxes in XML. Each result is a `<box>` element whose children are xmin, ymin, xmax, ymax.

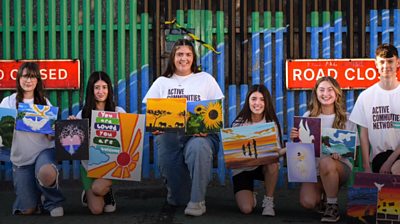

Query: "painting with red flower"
<box><xmin>87</xmin><ymin>110</ymin><xmax>145</xmax><ymax>181</ymax></box>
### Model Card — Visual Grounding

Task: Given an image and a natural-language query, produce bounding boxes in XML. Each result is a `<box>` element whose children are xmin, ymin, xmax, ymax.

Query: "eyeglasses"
<box><xmin>21</xmin><ymin>74</ymin><xmax>38</xmax><ymax>81</ymax></box>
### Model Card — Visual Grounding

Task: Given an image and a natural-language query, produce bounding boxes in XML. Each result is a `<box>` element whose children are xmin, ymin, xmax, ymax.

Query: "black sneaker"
<box><xmin>316</xmin><ymin>201</ymin><xmax>327</xmax><ymax>214</ymax></box>
<box><xmin>103</xmin><ymin>188</ymin><xmax>116</xmax><ymax>213</ymax></box>
<box><xmin>81</xmin><ymin>190</ymin><xmax>88</xmax><ymax>207</ymax></box>
<box><xmin>321</xmin><ymin>203</ymin><xmax>340</xmax><ymax>223</ymax></box>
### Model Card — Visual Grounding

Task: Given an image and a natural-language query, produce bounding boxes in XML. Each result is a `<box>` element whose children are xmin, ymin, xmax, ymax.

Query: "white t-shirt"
<box><xmin>231</xmin><ymin>118</ymin><xmax>281</xmax><ymax>176</ymax></box>
<box><xmin>349</xmin><ymin>83</ymin><xmax>400</xmax><ymax>160</ymax></box>
<box><xmin>303</xmin><ymin>111</ymin><xmax>358</xmax><ymax>170</ymax></box>
<box><xmin>142</xmin><ymin>72</ymin><xmax>224</xmax><ymax>103</ymax></box>
<box><xmin>0</xmin><ymin>93</ymin><xmax>54</xmax><ymax>166</ymax></box>
<box><xmin>76</xmin><ymin>106</ymin><xmax>126</xmax><ymax>170</ymax></box>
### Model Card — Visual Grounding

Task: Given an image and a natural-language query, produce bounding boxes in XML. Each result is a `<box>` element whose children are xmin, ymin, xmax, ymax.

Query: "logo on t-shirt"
<box><xmin>167</xmin><ymin>88</ymin><xmax>201</xmax><ymax>101</ymax></box>
<box><xmin>372</xmin><ymin>106</ymin><xmax>400</xmax><ymax>129</ymax></box>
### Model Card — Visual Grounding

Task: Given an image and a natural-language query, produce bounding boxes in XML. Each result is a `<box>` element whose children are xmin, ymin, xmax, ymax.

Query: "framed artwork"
<box><xmin>88</xmin><ymin>111</ymin><xmax>145</xmax><ymax>181</ymax></box>
<box><xmin>321</xmin><ymin>128</ymin><xmax>357</xmax><ymax>160</ymax></box>
<box><xmin>186</xmin><ymin>99</ymin><xmax>223</xmax><ymax>135</ymax></box>
<box><xmin>293</xmin><ymin>116</ymin><xmax>321</xmax><ymax>157</ymax></box>
<box><xmin>286</xmin><ymin>142</ymin><xmax>317</xmax><ymax>183</ymax></box>
<box><xmin>15</xmin><ymin>103</ymin><xmax>58</xmax><ymax>135</ymax></box>
<box><xmin>145</xmin><ymin>98</ymin><xmax>186</xmax><ymax>132</ymax></box>
<box><xmin>55</xmin><ymin>119</ymin><xmax>89</xmax><ymax>161</ymax></box>
<box><xmin>221</xmin><ymin>122</ymin><xmax>279</xmax><ymax>169</ymax></box>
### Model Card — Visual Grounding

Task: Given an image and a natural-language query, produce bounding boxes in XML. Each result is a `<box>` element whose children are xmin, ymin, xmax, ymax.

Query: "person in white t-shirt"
<box><xmin>290</xmin><ymin>77</ymin><xmax>357</xmax><ymax>223</ymax></box>
<box><xmin>231</xmin><ymin>84</ymin><xmax>283</xmax><ymax>217</ymax></box>
<box><xmin>0</xmin><ymin>62</ymin><xmax>65</xmax><ymax>217</ymax></box>
<box><xmin>69</xmin><ymin>71</ymin><xmax>125</xmax><ymax>215</ymax></box>
<box><xmin>350</xmin><ymin>43</ymin><xmax>400</xmax><ymax>175</ymax></box>
<box><xmin>142</xmin><ymin>39</ymin><xmax>224</xmax><ymax>216</ymax></box>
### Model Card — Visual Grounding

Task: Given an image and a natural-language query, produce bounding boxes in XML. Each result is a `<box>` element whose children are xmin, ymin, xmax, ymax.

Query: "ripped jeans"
<box><xmin>155</xmin><ymin>132</ymin><xmax>219</xmax><ymax>206</ymax></box>
<box><xmin>12</xmin><ymin>148</ymin><xmax>65</xmax><ymax>214</ymax></box>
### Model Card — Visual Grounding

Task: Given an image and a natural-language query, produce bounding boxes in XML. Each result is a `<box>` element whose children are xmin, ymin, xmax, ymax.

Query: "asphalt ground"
<box><xmin>0</xmin><ymin>178</ymin><xmax>348</xmax><ymax>224</ymax></box>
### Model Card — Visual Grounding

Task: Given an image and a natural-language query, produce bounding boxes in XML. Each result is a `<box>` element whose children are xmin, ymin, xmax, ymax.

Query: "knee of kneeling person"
<box><xmin>391</xmin><ymin>160</ymin><xmax>400</xmax><ymax>175</ymax></box>
<box><xmin>239</xmin><ymin>204</ymin><xmax>254</xmax><ymax>215</ymax></box>
<box><xmin>300</xmin><ymin>197</ymin><xmax>317</xmax><ymax>209</ymax></box>
<box><xmin>91</xmin><ymin>182</ymin><xmax>110</xmax><ymax>196</ymax></box>
<box><xmin>89</xmin><ymin>204</ymin><xmax>104</xmax><ymax>215</ymax></box>
<box><xmin>37</xmin><ymin>164</ymin><xmax>58</xmax><ymax>187</ymax></box>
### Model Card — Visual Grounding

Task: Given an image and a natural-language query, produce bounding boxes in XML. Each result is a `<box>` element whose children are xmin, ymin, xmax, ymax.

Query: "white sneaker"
<box><xmin>184</xmin><ymin>201</ymin><xmax>206</xmax><ymax>216</ymax></box>
<box><xmin>50</xmin><ymin>207</ymin><xmax>64</xmax><ymax>217</ymax></box>
<box><xmin>262</xmin><ymin>196</ymin><xmax>275</xmax><ymax>216</ymax></box>
<box><xmin>81</xmin><ymin>190</ymin><xmax>88</xmax><ymax>207</ymax></box>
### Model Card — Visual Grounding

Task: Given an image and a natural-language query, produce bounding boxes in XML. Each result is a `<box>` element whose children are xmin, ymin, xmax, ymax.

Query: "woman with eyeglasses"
<box><xmin>143</xmin><ymin>39</ymin><xmax>224</xmax><ymax>216</ymax></box>
<box><xmin>0</xmin><ymin>62</ymin><xmax>65</xmax><ymax>217</ymax></box>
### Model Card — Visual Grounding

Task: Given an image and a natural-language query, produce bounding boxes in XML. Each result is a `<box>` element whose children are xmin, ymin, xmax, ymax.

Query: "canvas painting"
<box><xmin>376</xmin><ymin>187</ymin><xmax>400</xmax><ymax>223</ymax></box>
<box><xmin>15</xmin><ymin>103</ymin><xmax>58</xmax><ymax>135</ymax></box>
<box><xmin>186</xmin><ymin>99</ymin><xmax>223</xmax><ymax>135</ymax></box>
<box><xmin>0</xmin><ymin>107</ymin><xmax>17</xmax><ymax>149</ymax></box>
<box><xmin>353</xmin><ymin>172</ymin><xmax>400</xmax><ymax>188</ymax></box>
<box><xmin>145</xmin><ymin>98</ymin><xmax>186</xmax><ymax>132</ymax></box>
<box><xmin>293</xmin><ymin>116</ymin><xmax>321</xmax><ymax>157</ymax></box>
<box><xmin>55</xmin><ymin>119</ymin><xmax>89</xmax><ymax>161</ymax></box>
<box><xmin>88</xmin><ymin>111</ymin><xmax>145</xmax><ymax>181</ymax></box>
<box><xmin>221</xmin><ymin>122</ymin><xmax>279</xmax><ymax>169</ymax></box>
<box><xmin>321</xmin><ymin>128</ymin><xmax>357</xmax><ymax>160</ymax></box>
<box><xmin>286</xmin><ymin>142</ymin><xmax>317</xmax><ymax>183</ymax></box>
<box><xmin>347</xmin><ymin>187</ymin><xmax>378</xmax><ymax>224</ymax></box>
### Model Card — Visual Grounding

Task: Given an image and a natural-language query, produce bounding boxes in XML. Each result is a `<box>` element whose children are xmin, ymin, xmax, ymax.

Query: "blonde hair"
<box><xmin>308</xmin><ymin>76</ymin><xmax>347</xmax><ymax>129</ymax></box>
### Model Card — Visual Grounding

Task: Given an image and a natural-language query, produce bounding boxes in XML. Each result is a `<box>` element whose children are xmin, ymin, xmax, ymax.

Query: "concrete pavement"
<box><xmin>0</xmin><ymin>179</ymin><xmax>348</xmax><ymax>224</ymax></box>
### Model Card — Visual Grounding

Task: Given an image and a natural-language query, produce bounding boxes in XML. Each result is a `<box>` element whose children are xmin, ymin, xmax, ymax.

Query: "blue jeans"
<box><xmin>12</xmin><ymin>148</ymin><xmax>65</xmax><ymax>214</ymax></box>
<box><xmin>155</xmin><ymin>132</ymin><xmax>219</xmax><ymax>206</ymax></box>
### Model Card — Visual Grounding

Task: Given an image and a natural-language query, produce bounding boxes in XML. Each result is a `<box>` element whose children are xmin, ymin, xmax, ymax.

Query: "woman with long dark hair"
<box><xmin>69</xmin><ymin>71</ymin><xmax>125</xmax><ymax>215</ymax></box>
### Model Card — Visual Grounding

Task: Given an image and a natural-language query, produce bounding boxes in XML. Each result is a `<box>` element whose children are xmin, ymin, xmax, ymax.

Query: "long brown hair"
<box><xmin>16</xmin><ymin>62</ymin><xmax>47</xmax><ymax>108</ymax></box>
<box><xmin>82</xmin><ymin>71</ymin><xmax>116</xmax><ymax>124</ymax></box>
<box><xmin>161</xmin><ymin>39</ymin><xmax>199</xmax><ymax>78</ymax></box>
<box><xmin>232</xmin><ymin>84</ymin><xmax>283</xmax><ymax>146</ymax></box>
<box><xmin>308</xmin><ymin>76</ymin><xmax>347</xmax><ymax>129</ymax></box>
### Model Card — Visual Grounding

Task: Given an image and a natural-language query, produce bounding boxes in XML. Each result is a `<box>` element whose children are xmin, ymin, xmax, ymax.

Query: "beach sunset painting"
<box><xmin>221</xmin><ymin>122</ymin><xmax>279</xmax><ymax>169</ymax></box>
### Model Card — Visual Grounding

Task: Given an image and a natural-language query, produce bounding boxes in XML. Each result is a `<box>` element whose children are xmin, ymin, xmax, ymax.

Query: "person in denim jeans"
<box><xmin>0</xmin><ymin>62</ymin><xmax>65</xmax><ymax>217</ymax></box>
<box><xmin>143</xmin><ymin>39</ymin><xmax>224</xmax><ymax>216</ymax></box>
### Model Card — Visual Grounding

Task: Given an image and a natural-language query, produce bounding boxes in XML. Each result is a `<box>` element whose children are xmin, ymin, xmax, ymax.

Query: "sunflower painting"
<box><xmin>186</xmin><ymin>99</ymin><xmax>223</xmax><ymax>135</ymax></box>
<box><xmin>88</xmin><ymin>110</ymin><xmax>145</xmax><ymax>181</ymax></box>
<box><xmin>145</xmin><ymin>98</ymin><xmax>187</xmax><ymax>132</ymax></box>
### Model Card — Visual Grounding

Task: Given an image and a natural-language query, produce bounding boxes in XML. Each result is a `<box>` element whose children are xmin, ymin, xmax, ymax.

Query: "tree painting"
<box><xmin>147</xmin><ymin>109</ymin><xmax>172</xmax><ymax>127</ymax></box>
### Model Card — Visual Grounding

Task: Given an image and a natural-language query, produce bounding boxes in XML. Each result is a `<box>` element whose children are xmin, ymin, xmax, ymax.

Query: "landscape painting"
<box><xmin>15</xmin><ymin>103</ymin><xmax>58</xmax><ymax>135</ymax></box>
<box><xmin>293</xmin><ymin>116</ymin><xmax>321</xmax><ymax>157</ymax></box>
<box><xmin>321</xmin><ymin>128</ymin><xmax>357</xmax><ymax>160</ymax></box>
<box><xmin>286</xmin><ymin>142</ymin><xmax>317</xmax><ymax>183</ymax></box>
<box><xmin>55</xmin><ymin>119</ymin><xmax>89</xmax><ymax>161</ymax></box>
<box><xmin>186</xmin><ymin>99</ymin><xmax>223</xmax><ymax>135</ymax></box>
<box><xmin>0</xmin><ymin>107</ymin><xmax>17</xmax><ymax>149</ymax></box>
<box><xmin>145</xmin><ymin>98</ymin><xmax>186</xmax><ymax>132</ymax></box>
<box><xmin>347</xmin><ymin>187</ymin><xmax>378</xmax><ymax>224</ymax></box>
<box><xmin>376</xmin><ymin>187</ymin><xmax>400</xmax><ymax>223</ymax></box>
<box><xmin>221</xmin><ymin>122</ymin><xmax>279</xmax><ymax>169</ymax></box>
<box><xmin>88</xmin><ymin>111</ymin><xmax>145</xmax><ymax>181</ymax></box>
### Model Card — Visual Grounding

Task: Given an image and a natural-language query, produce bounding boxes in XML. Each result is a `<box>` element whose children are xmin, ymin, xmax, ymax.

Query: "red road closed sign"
<box><xmin>285</xmin><ymin>59</ymin><xmax>391</xmax><ymax>89</ymax></box>
<box><xmin>0</xmin><ymin>60</ymin><xmax>80</xmax><ymax>89</ymax></box>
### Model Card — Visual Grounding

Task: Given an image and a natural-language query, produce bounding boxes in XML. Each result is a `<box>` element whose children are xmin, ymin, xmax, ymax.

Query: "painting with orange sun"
<box><xmin>145</xmin><ymin>98</ymin><xmax>186</xmax><ymax>132</ymax></box>
<box><xmin>87</xmin><ymin>110</ymin><xmax>145</xmax><ymax>181</ymax></box>
<box><xmin>221</xmin><ymin>122</ymin><xmax>280</xmax><ymax>169</ymax></box>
